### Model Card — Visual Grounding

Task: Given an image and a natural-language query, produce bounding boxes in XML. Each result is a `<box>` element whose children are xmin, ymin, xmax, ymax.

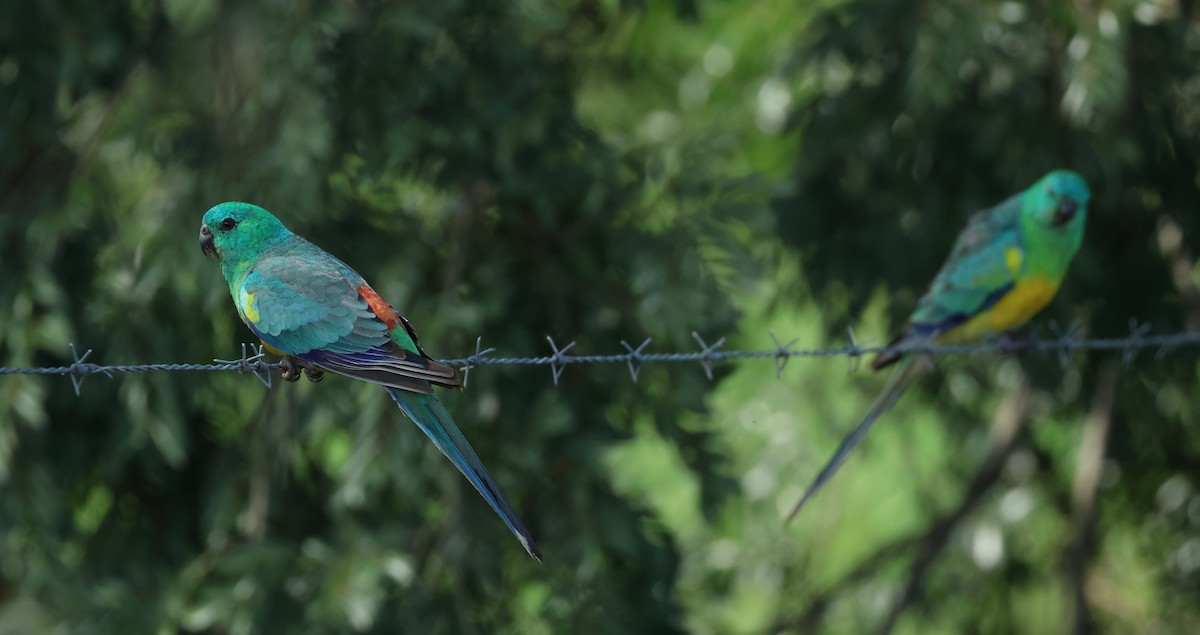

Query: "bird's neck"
<box><xmin>220</xmin><ymin>256</ymin><xmax>254</xmax><ymax>293</ymax></box>
<box><xmin>1019</xmin><ymin>219</ymin><xmax>1081</xmax><ymax>279</ymax></box>
<box><xmin>220</xmin><ymin>232</ymin><xmax>294</xmax><ymax>290</ymax></box>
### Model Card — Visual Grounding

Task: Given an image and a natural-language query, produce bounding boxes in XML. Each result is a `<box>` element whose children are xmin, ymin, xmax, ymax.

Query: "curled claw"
<box><xmin>303</xmin><ymin>366</ymin><xmax>324</xmax><ymax>382</ymax></box>
<box><xmin>280</xmin><ymin>356</ymin><xmax>303</xmax><ymax>383</ymax></box>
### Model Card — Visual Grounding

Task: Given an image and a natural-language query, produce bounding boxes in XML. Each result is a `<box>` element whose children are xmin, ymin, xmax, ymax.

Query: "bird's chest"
<box><xmin>959</xmin><ymin>276</ymin><xmax>1060</xmax><ymax>338</ymax></box>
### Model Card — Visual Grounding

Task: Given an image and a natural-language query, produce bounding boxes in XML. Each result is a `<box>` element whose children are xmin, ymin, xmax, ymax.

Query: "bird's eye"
<box><xmin>219</xmin><ymin>218</ymin><xmax>237</xmax><ymax>231</ymax></box>
<box><xmin>1052</xmin><ymin>199</ymin><xmax>1077</xmax><ymax>227</ymax></box>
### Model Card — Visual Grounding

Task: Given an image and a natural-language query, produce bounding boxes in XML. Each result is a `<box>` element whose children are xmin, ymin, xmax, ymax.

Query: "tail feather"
<box><xmin>869</xmin><ymin>331</ymin><xmax>907</xmax><ymax>370</ymax></box>
<box><xmin>785</xmin><ymin>356</ymin><xmax>927</xmax><ymax>522</ymax></box>
<box><xmin>385</xmin><ymin>387</ymin><xmax>541</xmax><ymax>561</ymax></box>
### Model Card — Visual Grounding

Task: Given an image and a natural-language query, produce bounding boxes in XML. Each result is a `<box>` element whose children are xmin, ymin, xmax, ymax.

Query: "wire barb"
<box><xmin>1123</xmin><ymin>319</ymin><xmax>1151</xmax><ymax>367</ymax></box>
<box><xmin>844</xmin><ymin>326</ymin><xmax>865</xmax><ymax>373</ymax></box>
<box><xmin>461</xmin><ymin>336</ymin><xmax>496</xmax><ymax>388</ymax></box>
<box><xmin>691</xmin><ymin>332</ymin><xmax>726</xmax><ymax>381</ymax></box>
<box><xmin>620</xmin><ymin>338</ymin><xmax>653</xmax><ymax>382</ymax></box>
<box><xmin>213</xmin><ymin>343</ymin><xmax>273</xmax><ymax>389</ymax></box>
<box><xmin>67</xmin><ymin>343</ymin><xmax>108</xmax><ymax>395</ymax></box>
<box><xmin>545</xmin><ymin>336</ymin><xmax>576</xmax><ymax>386</ymax></box>
<box><xmin>1046</xmin><ymin>321</ymin><xmax>1081</xmax><ymax>369</ymax></box>
<box><xmin>768</xmin><ymin>330</ymin><xmax>798</xmax><ymax>379</ymax></box>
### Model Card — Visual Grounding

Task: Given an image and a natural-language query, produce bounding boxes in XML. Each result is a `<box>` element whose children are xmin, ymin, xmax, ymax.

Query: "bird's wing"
<box><xmin>906</xmin><ymin>196</ymin><xmax>1024</xmax><ymax>336</ymax></box>
<box><xmin>240</xmin><ymin>254</ymin><xmax>458</xmax><ymax>393</ymax></box>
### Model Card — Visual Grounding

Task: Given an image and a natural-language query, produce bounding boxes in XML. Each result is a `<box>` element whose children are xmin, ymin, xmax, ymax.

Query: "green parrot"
<box><xmin>200</xmin><ymin>203</ymin><xmax>540</xmax><ymax>560</ymax></box>
<box><xmin>786</xmin><ymin>170</ymin><xmax>1090</xmax><ymax>521</ymax></box>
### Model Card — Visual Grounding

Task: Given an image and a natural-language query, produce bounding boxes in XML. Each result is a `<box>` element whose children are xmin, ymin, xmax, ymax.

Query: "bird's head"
<box><xmin>1026</xmin><ymin>170</ymin><xmax>1090</xmax><ymax>235</ymax></box>
<box><xmin>200</xmin><ymin>202</ymin><xmax>291</xmax><ymax>262</ymax></box>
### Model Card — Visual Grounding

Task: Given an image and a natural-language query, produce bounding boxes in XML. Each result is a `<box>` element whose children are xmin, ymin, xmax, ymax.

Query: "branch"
<box><xmin>781</xmin><ymin>379</ymin><xmax>1033</xmax><ymax>633</ymax></box>
<box><xmin>875</xmin><ymin>378</ymin><xmax>1033</xmax><ymax>634</ymax></box>
<box><xmin>791</xmin><ymin>534</ymin><xmax>921</xmax><ymax>630</ymax></box>
<box><xmin>1064</xmin><ymin>361</ymin><xmax>1119</xmax><ymax>635</ymax></box>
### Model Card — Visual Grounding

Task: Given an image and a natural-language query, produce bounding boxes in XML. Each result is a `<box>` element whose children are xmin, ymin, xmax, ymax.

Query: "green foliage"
<box><xmin>2</xmin><ymin>0</ymin><xmax>1199</xmax><ymax>633</ymax></box>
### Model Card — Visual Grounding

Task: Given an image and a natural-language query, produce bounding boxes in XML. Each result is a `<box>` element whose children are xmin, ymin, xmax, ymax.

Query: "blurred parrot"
<box><xmin>200</xmin><ymin>202</ymin><xmax>541</xmax><ymax>560</ymax></box>
<box><xmin>786</xmin><ymin>170</ymin><xmax>1090</xmax><ymax>521</ymax></box>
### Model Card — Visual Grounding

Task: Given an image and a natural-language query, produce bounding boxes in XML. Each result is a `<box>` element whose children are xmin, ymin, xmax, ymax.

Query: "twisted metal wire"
<box><xmin>1</xmin><ymin>321</ymin><xmax>1197</xmax><ymax>394</ymax></box>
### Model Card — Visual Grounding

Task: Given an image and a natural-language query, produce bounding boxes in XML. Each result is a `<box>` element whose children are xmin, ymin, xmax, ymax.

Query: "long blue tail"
<box><xmin>385</xmin><ymin>387</ymin><xmax>541</xmax><ymax>561</ymax></box>
<box><xmin>785</xmin><ymin>356</ymin><xmax>927</xmax><ymax>522</ymax></box>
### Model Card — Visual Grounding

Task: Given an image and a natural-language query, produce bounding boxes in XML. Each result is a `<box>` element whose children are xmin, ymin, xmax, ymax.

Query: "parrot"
<box><xmin>786</xmin><ymin>169</ymin><xmax>1090</xmax><ymax>521</ymax></box>
<box><xmin>199</xmin><ymin>202</ymin><xmax>541</xmax><ymax>560</ymax></box>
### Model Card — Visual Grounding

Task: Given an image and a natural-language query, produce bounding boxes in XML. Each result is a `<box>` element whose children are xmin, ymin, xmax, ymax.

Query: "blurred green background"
<box><xmin>3</xmin><ymin>0</ymin><xmax>1200</xmax><ymax>633</ymax></box>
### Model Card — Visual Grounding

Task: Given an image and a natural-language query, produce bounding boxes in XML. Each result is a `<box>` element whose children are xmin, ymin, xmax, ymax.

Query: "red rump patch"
<box><xmin>357</xmin><ymin>283</ymin><xmax>401</xmax><ymax>329</ymax></box>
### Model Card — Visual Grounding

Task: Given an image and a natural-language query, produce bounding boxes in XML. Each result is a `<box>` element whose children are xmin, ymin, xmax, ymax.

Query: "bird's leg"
<box><xmin>280</xmin><ymin>355</ymin><xmax>325</xmax><ymax>383</ymax></box>
<box><xmin>995</xmin><ymin>330</ymin><xmax>1036</xmax><ymax>356</ymax></box>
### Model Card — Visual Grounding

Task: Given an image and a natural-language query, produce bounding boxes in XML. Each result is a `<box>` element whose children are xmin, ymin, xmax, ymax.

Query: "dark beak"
<box><xmin>199</xmin><ymin>224</ymin><xmax>216</xmax><ymax>257</ymax></box>
<box><xmin>1053</xmin><ymin>198</ymin><xmax>1077</xmax><ymax>226</ymax></box>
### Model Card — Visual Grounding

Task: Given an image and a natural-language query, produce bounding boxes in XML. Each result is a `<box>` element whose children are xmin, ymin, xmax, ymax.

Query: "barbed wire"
<box><xmin>1</xmin><ymin>321</ymin><xmax>1198</xmax><ymax>395</ymax></box>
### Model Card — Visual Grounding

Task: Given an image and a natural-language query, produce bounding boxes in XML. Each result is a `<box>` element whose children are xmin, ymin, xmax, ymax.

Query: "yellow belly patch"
<box><xmin>240</xmin><ymin>288</ymin><xmax>260</xmax><ymax>323</ymax></box>
<box><xmin>258</xmin><ymin>340</ymin><xmax>287</xmax><ymax>357</ymax></box>
<box><xmin>945</xmin><ymin>276</ymin><xmax>1060</xmax><ymax>342</ymax></box>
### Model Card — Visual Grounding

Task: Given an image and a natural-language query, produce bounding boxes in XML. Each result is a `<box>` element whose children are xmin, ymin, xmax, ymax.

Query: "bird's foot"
<box><xmin>280</xmin><ymin>356</ymin><xmax>324</xmax><ymax>383</ymax></box>
<box><xmin>280</xmin><ymin>356</ymin><xmax>302</xmax><ymax>382</ymax></box>
<box><xmin>995</xmin><ymin>330</ymin><xmax>1036</xmax><ymax>355</ymax></box>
